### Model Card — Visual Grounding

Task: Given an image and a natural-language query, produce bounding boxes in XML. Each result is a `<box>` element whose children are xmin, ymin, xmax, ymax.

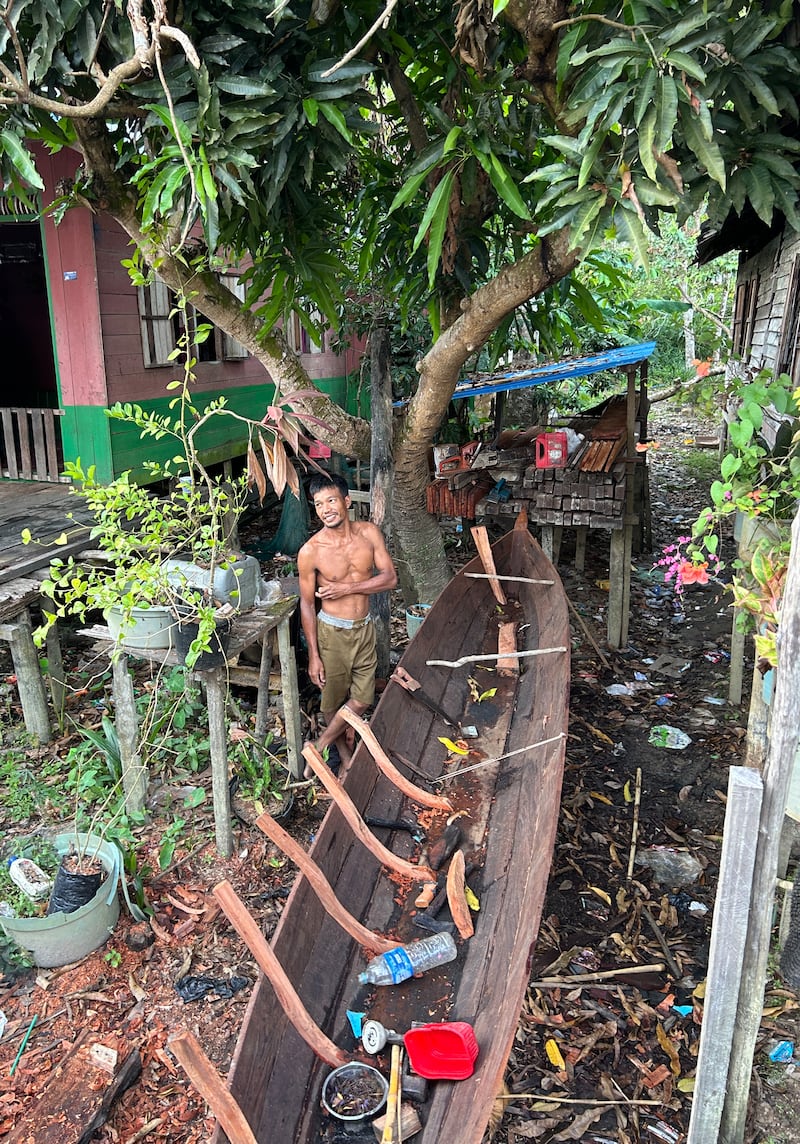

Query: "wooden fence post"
<box><xmin>720</xmin><ymin>513</ymin><xmax>800</xmax><ymax>1143</ymax></box>
<box><xmin>687</xmin><ymin>766</ymin><xmax>763</xmax><ymax>1144</ymax></box>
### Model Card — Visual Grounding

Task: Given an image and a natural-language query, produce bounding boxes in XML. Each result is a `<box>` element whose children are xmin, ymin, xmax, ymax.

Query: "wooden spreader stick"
<box><xmin>303</xmin><ymin>744</ymin><xmax>436</xmax><ymax>882</ymax></box>
<box><xmin>470</xmin><ymin>525</ymin><xmax>507</xmax><ymax>604</ymax></box>
<box><xmin>170</xmin><ymin>1028</ymin><xmax>258</xmax><ymax>1144</ymax></box>
<box><xmin>255</xmin><ymin>811</ymin><xmax>396</xmax><ymax>956</ymax></box>
<box><xmin>213</xmin><ymin>879</ymin><xmax>348</xmax><ymax>1068</ymax></box>
<box><xmin>338</xmin><ymin>706</ymin><xmax>453</xmax><ymax>812</ymax></box>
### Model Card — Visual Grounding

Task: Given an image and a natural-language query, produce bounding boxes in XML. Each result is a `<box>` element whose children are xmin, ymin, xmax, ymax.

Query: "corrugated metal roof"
<box><xmin>452</xmin><ymin>341</ymin><xmax>656</xmax><ymax>400</ymax></box>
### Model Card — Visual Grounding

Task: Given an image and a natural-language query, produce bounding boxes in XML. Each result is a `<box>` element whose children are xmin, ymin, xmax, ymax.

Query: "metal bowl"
<box><xmin>321</xmin><ymin>1062</ymin><xmax>389</xmax><ymax>1122</ymax></box>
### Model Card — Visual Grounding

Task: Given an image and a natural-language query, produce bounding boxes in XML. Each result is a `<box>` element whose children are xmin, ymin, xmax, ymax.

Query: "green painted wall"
<box><xmin>63</xmin><ymin>375</ymin><xmax>361</xmax><ymax>484</ymax></box>
<box><xmin>60</xmin><ymin>405</ymin><xmax>115</xmax><ymax>480</ymax></box>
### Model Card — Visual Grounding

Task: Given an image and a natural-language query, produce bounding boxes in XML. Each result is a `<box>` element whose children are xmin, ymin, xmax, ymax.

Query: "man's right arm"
<box><xmin>298</xmin><ymin>543</ymin><xmax>325</xmax><ymax>688</ymax></box>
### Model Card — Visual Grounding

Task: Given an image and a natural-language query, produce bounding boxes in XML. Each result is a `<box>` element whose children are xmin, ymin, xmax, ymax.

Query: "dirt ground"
<box><xmin>1</xmin><ymin>401</ymin><xmax>799</xmax><ymax>1144</ymax></box>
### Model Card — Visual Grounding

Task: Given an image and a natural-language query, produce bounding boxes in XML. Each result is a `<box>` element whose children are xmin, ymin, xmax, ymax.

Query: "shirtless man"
<box><xmin>298</xmin><ymin>473</ymin><xmax>397</xmax><ymax>773</ymax></box>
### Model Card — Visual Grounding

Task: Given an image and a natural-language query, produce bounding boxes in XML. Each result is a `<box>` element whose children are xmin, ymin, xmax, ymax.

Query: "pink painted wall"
<box><xmin>36</xmin><ymin>145</ymin><xmax>108</xmax><ymax>408</ymax></box>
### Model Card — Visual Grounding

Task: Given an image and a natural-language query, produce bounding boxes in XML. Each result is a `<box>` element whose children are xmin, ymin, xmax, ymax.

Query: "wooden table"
<box><xmin>91</xmin><ymin>597</ymin><xmax>302</xmax><ymax>858</ymax></box>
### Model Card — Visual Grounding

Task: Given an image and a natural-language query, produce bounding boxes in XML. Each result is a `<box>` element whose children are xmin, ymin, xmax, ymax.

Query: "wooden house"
<box><xmin>0</xmin><ymin>144</ymin><xmax>363</xmax><ymax>486</ymax></box>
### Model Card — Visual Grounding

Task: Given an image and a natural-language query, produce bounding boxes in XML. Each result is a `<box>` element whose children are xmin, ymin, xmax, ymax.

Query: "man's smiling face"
<box><xmin>313</xmin><ymin>486</ymin><xmax>351</xmax><ymax>529</ymax></box>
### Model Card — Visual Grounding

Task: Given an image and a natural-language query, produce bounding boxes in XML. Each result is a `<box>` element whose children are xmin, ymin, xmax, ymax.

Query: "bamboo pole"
<box><xmin>255</xmin><ymin>811</ymin><xmax>396</xmax><ymax>955</ymax></box>
<box><xmin>213</xmin><ymin>879</ymin><xmax>348</xmax><ymax>1068</ymax></box>
<box><xmin>721</xmin><ymin>512</ymin><xmax>800</xmax><ymax>1144</ymax></box>
<box><xmin>170</xmin><ymin>1029</ymin><xmax>258</xmax><ymax>1144</ymax></box>
<box><xmin>463</xmin><ymin>573</ymin><xmax>554</xmax><ymax>585</ymax></box>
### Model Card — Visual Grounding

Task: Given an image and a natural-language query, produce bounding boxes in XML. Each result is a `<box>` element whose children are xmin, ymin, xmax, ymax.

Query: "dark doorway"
<box><xmin>0</xmin><ymin>220</ymin><xmax>58</xmax><ymax>407</ymax></box>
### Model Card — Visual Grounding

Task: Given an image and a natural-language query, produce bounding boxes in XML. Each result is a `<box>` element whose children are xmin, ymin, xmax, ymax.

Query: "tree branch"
<box><xmin>321</xmin><ymin>0</ymin><xmax>399</xmax><ymax>78</ymax></box>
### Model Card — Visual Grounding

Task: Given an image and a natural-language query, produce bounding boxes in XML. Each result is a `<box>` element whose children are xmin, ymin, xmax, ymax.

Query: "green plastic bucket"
<box><xmin>0</xmin><ymin>833</ymin><xmax>121</xmax><ymax>968</ymax></box>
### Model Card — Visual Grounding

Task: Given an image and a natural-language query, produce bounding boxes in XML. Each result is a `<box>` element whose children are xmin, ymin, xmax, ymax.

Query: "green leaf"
<box><xmin>493</xmin><ymin>0</ymin><xmax>510</xmax><ymax>14</ymax></box>
<box><xmin>412</xmin><ymin>170</ymin><xmax>454</xmax><ymax>256</ymax></box>
<box><xmin>303</xmin><ymin>98</ymin><xmax>319</xmax><ymax>126</ymax></box>
<box><xmin>318</xmin><ymin>102</ymin><xmax>353</xmax><ymax>145</ymax></box>
<box><xmin>388</xmin><ymin>167</ymin><xmax>431</xmax><ymax>214</ymax></box>
<box><xmin>443</xmin><ymin>126</ymin><xmax>462</xmax><ymax>155</ymax></box>
<box><xmin>681</xmin><ymin>109</ymin><xmax>726</xmax><ymax>190</ymax></box>
<box><xmin>656</xmin><ymin>75</ymin><xmax>679</xmax><ymax>153</ymax></box>
<box><xmin>614</xmin><ymin>205</ymin><xmax>650</xmax><ymax>270</ymax></box>
<box><xmin>424</xmin><ymin>171</ymin><xmax>455</xmax><ymax>287</ymax></box>
<box><xmin>638</xmin><ymin>105</ymin><xmax>658</xmax><ymax>182</ymax></box>
<box><xmin>663</xmin><ymin>50</ymin><xmax>707</xmax><ymax>83</ymax></box>
<box><xmin>0</xmin><ymin>131</ymin><xmax>44</xmax><ymax>190</ymax></box>
<box><xmin>487</xmin><ymin>153</ymin><xmax>531</xmax><ymax>220</ymax></box>
<box><xmin>738</xmin><ymin>68</ymin><xmax>780</xmax><ymax>117</ymax></box>
<box><xmin>633</xmin><ymin>68</ymin><xmax>656</xmax><ymax>127</ymax></box>
<box><xmin>215</xmin><ymin>76</ymin><xmax>276</xmax><ymax>97</ymax></box>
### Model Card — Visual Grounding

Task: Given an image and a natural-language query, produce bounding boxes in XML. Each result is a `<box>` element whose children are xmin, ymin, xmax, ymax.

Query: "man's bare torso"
<box><xmin>308</xmin><ymin>522</ymin><xmax>380</xmax><ymax>621</ymax></box>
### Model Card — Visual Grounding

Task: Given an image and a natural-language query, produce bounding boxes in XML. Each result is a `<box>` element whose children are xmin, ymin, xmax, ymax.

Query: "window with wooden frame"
<box><xmin>777</xmin><ymin>256</ymin><xmax>800</xmax><ymax>382</ymax></box>
<box><xmin>286</xmin><ymin>307</ymin><xmax>325</xmax><ymax>355</ymax></box>
<box><xmin>732</xmin><ymin>274</ymin><xmax>760</xmax><ymax>359</ymax></box>
<box><xmin>138</xmin><ymin>274</ymin><xmax>249</xmax><ymax>367</ymax></box>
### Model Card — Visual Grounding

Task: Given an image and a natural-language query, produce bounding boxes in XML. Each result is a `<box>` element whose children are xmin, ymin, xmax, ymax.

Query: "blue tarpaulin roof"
<box><xmin>452</xmin><ymin>341</ymin><xmax>656</xmax><ymax>400</ymax></box>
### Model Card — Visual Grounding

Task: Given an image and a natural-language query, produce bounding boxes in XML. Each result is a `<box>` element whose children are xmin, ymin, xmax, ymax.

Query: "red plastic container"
<box><xmin>403</xmin><ymin>1022</ymin><xmax>479</xmax><ymax>1080</ymax></box>
<box><xmin>535</xmin><ymin>431</ymin><xmax>567</xmax><ymax>468</ymax></box>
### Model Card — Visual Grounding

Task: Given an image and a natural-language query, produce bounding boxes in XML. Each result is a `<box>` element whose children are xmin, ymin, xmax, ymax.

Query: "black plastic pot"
<box><xmin>173</xmin><ymin>612</ymin><xmax>232</xmax><ymax>670</ymax></box>
<box><xmin>47</xmin><ymin>861</ymin><xmax>103</xmax><ymax>916</ymax></box>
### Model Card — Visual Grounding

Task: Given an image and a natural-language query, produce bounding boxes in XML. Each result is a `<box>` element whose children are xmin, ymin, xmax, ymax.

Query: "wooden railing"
<box><xmin>0</xmin><ymin>407</ymin><xmax>66</xmax><ymax>483</ymax></box>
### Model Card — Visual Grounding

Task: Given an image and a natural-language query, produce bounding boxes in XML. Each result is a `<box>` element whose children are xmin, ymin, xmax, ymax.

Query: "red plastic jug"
<box><xmin>535</xmin><ymin>431</ymin><xmax>567</xmax><ymax>468</ymax></box>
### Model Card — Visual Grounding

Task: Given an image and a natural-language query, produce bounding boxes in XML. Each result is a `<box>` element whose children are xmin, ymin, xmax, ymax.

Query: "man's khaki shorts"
<box><xmin>317</xmin><ymin>614</ymin><xmax>377</xmax><ymax>712</ymax></box>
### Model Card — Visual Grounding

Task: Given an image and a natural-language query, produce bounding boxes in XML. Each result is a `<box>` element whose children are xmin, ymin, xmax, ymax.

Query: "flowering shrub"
<box><xmin>655</xmin><ymin>537</ymin><xmax>719</xmax><ymax>596</ymax></box>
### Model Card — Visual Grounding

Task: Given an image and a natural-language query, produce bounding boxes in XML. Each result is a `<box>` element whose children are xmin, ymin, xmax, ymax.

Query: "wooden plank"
<box><xmin>44</xmin><ymin>409</ymin><xmax>61</xmax><ymax>482</ymax></box>
<box><xmin>31</xmin><ymin>409</ymin><xmax>48</xmax><ymax>479</ymax></box>
<box><xmin>721</xmin><ymin>512</ymin><xmax>800</xmax><ymax>1143</ymax></box>
<box><xmin>276</xmin><ymin>615</ymin><xmax>303</xmax><ymax>780</ymax></box>
<box><xmin>255</xmin><ymin>811</ymin><xmax>395</xmax><ymax>955</ymax></box>
<box><xmin>17</xmin><ymin>410</ymin><xmax>32</xmax><ymax>481</ymax></box>
<box><xmin>5</xmin><ymin>1035</ymin><xmax>141</xmax><ymax>1144</ymax></box>
<box><xmin>497</xmin><ymin>621</ymin><xmax>519</xmax><ymax>675</ymax></box>
<box><xmin>688</xmin><ymin>767</ymin><xmax>763</xmax><ymax>1144</ymax></box>
<box><xmin>1</xmin><ymin>407</ymin><xmax>18</xmax><ymax>479</ymax></box>
<box><xmin>213</xmin><ymin>879</ymin><xmax>348</xmax><ymax>1069</ymax></box>
<box><xmin>170</xmin><ymin>1030</ymin><xmax>258</xmax><ymax>1144</ymax></box>
<box><xmin>470</xmin><ymin>525</ymin><xmax>506</xmax><ymax>603</ymax></box>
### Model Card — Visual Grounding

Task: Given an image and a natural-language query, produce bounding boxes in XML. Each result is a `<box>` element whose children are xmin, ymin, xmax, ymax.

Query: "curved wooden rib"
<box><xmin>303</xmin><ymin>744</ymin><xmax>436</xmax><ymax>882</ymax></box>
<box><xmin>255</xmin><ymin>811</ymin><xmax>396</xmax><ymax>956</ymax></box>
<box><xmin>213</xmin><ymin>879</ymin><xmax>347</xmax><ymax>1068</ymax></box>
<box><xmin>338</xmin><ymin>707</ymin><xmax>453</xmax><ymax>813</ymax></box>
<box><xmin>170</xmin><ymin>1029</ymin><xmax>258</xmax><ymax>1144</ymax></box>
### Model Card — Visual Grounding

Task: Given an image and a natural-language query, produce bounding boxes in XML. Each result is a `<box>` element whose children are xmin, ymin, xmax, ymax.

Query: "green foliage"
<box><xmin>0</xmin><ymin>738</ymin><xmax>70</xmax><ymax>823</ymax></box>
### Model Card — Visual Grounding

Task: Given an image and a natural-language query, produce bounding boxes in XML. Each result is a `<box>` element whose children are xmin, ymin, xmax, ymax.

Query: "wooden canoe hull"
<box><xmin>218</xmin><ymin>525</ymin><xmax>570</xmax><ymax>1143</ymax></box>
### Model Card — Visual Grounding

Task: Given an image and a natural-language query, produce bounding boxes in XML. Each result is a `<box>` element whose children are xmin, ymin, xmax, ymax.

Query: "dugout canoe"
<box><xmin>216</xmin><ymin>516</ymin><xmax>570</xmax><ymax>1143</ymax></box>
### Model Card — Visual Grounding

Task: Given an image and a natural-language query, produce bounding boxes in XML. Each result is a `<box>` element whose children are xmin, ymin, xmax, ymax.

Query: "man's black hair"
<box><xmin>308</xmin><ymin>472</ymin><xmax>349</xmax><ymax>499</ymax></box>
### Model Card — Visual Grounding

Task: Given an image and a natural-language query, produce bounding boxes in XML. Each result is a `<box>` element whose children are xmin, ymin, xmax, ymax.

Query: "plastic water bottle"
<box><xmin>358</xmin><ymin>932</ymin><xmax>457</xmax><ymax>986</ymax></box>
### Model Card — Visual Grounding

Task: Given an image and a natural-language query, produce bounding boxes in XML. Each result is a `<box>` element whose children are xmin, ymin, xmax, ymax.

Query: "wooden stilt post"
<box><xmin>206</xmin><ymin>665</ymin><xmax>233</xmax><ymax>858</ymax></box>
<box><xmin>4</xmin><ymin>608</ymin><xmax>50</xmax><ymax>742</ymax></box>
